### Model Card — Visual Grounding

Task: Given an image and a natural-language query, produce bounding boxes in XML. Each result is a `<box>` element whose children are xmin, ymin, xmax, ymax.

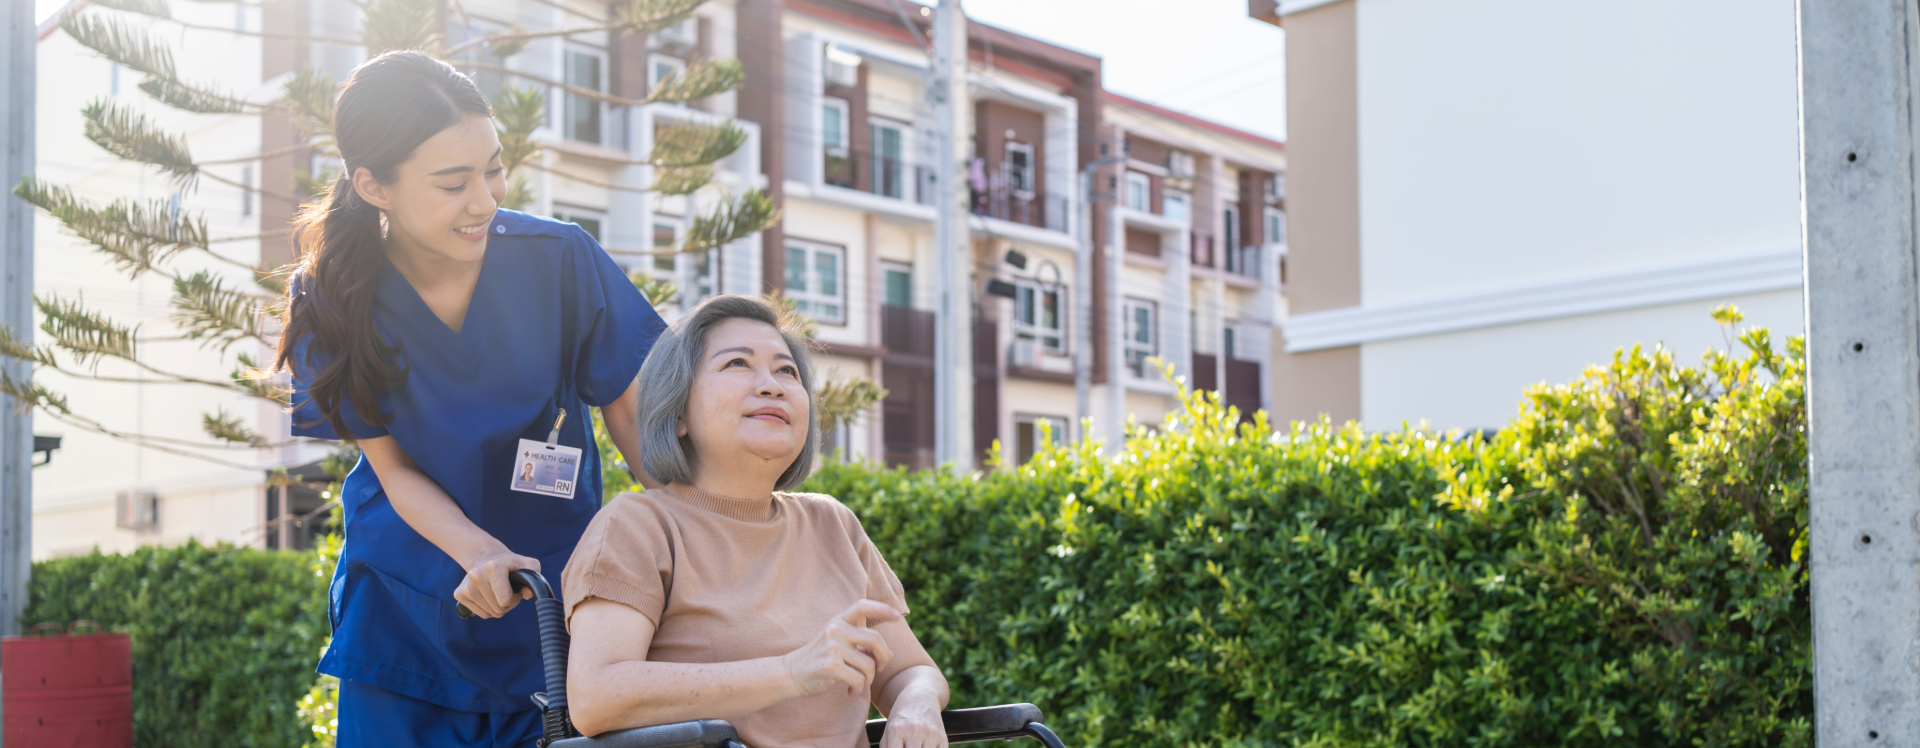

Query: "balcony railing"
<box><xmin>1224</xmin><ymin>243</ymin><xmax>1261</xmax><ymax>281</ymax></box>
<box><xmin>824</xmin><ymin>150</ymin><xmax>937</xmax><ymax>206</ymax></box>
<box><xmin>969</xmin><ymin>162</ymin><xmax>1068</xmax><ymax>233</ymax></box>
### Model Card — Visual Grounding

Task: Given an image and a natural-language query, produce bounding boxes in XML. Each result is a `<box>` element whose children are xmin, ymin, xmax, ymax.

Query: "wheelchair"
<box><xmin>458</xmin><ymin>569</ymin><xmax>1068</xmax><ymax>748</ymax></box>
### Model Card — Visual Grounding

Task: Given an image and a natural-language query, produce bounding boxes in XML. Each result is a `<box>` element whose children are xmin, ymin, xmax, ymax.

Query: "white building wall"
<box><xmin>1345</xmin><ymin>0</ymin><xmax>1802</xmax><ymax>430</ymax></box>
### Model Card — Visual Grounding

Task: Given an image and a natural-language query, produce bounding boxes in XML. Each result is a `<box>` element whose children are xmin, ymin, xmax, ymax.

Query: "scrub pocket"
<box><xmin>340</xmin><ymin>564</ymin><xmax>457</xmax><ymax>679</ymax></box>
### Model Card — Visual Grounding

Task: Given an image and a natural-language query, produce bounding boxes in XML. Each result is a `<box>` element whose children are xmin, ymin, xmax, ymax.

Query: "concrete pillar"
<box><xmin>1801</xmin><ymin>0</ymin><xmax>1920</xmax><ymax>743</ymax></box>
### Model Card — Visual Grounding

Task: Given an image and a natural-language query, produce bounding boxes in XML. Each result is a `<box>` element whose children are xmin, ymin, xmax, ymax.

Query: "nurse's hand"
<box><xmin>455</xmin><ymin>551</ymin><xmax>541</xmax><ymax>619</ymax></box>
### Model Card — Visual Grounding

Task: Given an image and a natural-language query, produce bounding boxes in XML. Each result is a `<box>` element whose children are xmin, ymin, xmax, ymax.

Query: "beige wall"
<box><xmin>1273</xmin><ymin>0</ymin><xmax>1361</xmax><ymax>425</ymax></box>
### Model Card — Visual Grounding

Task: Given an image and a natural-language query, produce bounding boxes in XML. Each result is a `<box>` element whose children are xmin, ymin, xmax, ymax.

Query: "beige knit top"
<box><xmin>562</xmin><ymin>483</ymin><xmax>934</xmax><ymax>748</ymax></box>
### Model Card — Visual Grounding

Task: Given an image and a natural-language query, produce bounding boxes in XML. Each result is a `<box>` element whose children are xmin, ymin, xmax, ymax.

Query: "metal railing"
<box><xmin>968</xmin><ymin>163</ymin><xmax>1068</xmax><ymax>233</ymax></box>
<box><xmin>824</xmin><ymin>151</ymin><xmax>937</xmax><ymax>206</ymax></box>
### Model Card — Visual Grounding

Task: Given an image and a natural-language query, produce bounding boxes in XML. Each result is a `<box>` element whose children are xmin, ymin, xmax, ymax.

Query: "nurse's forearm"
<box><xmin>602</xmin><ymin>378</ymin><xmax>661</xmax><ymax>490</ymax></box>
<box><xmin>359</xmin><ymin>436</ymin><xmax>510</xmax><ymax>568</ymax></box>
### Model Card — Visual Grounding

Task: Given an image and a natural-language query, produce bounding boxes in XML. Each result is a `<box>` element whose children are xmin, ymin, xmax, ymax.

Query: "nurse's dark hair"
<box><xmin>637</xmin><ymin>295</ymin><xmax>820</xmax><ymax>491</ymax></box>
<box><xmin>273</xmin><ymin>51</ymin><xmax>492</xmax><ymax>437</ymax></box>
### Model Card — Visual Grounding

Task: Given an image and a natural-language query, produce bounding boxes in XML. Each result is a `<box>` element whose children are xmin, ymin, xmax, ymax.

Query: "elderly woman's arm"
<box><xmin>568</xmin><ymin>598</ymin><xmax>906</xmax><ymax>737</ymax></box>
<box><xmin>873</xmin><ymin>619</ymin><xmax>951</xmax><ymax>748</ymax></box>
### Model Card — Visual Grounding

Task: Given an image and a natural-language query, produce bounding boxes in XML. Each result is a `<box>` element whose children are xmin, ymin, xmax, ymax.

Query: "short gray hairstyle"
<box><xmin>636</xmin><ymin>295</ymin><xmax>820</xmax><ymax>491</ymax></box>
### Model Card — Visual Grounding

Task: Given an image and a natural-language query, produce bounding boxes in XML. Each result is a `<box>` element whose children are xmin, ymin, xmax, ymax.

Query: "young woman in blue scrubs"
<box><xmin>273</xmin><ymin>51</ymin><xmax>667</xmax><ymax>746</ymax></box>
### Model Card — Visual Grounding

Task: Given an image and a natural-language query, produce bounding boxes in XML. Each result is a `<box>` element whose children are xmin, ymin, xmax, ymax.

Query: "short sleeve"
<box><xmin>562</xmin><ymin>495</ymin><xmax>674</xmax><ymax>630</ymax></box>
<box><xmin>570</xmin><ymin>232</ymin><xmax>668</xmax><ymax>407</ymax></box>
<box><xmin>285</xmin><ymin>282</ymin><xmax>390</xmax><ymax>440</ymax></box>
<box><xmin>855</xmin><ymin>526</ymin><xmax>911</xmax><ymax>616</ymax></box>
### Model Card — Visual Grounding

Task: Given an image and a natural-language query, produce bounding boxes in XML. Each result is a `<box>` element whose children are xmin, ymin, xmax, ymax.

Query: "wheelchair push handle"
<box><xmin>455</xmin><ymin>568</ymin><xmax>554</xmax><ymax>619</ymax></box>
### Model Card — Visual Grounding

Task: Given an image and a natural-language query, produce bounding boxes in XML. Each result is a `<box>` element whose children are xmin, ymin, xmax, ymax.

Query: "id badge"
<box><xmin>511</xmin><ymin>438</ymin><xmax>583</xmax><ymax>499</ymax></box>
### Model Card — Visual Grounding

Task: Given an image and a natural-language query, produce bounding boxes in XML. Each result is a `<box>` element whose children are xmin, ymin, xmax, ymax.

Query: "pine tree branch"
<box><xmin>643</xmin><ymin>58</ymin><xmax>743</xmax><ymax>106</ymax></box>
<box><xmin>83</xmin><ymin>99</ymin><xmax>199</xmax><ymax>185</ymax></box>
<box><xmin>170</xmin><ymin>270</ymin><xmax>273</xmax><ymax>351</ymax></box>
<box><xmin>492</xmin><ymin>84</ymin><xmax>546</xmax><ymax>172</ymax></box>
<box><xmin>36</xmin><ymin>408</ymin><xmax>297</xmax><ymax>469</ymax></box>
<box><xmin>16</xmin><ymin>175</ymin><xmax>208</xmax><ymax>277</ymax></box>
<box><xmin>137</xmin><ymin>77</ymin><xmax>256</xmax><ymax>115</ymax></box>
<box><xmin>682</xmin><ymin>189</ymin><xmax>779</xmax><ymax>254</ymax></box>
<box><xmin>466</xmin><ymin>62</ymin><xmax>642</xmax><ymax>106</ymax></box>
<box><xmin>63</xmin><ymin>12</ymin><xmax>260</xmax><ymax>115</ymax></box>
<box><xmin>282</xmin><ymin>66</ymin><xmax>338</xmax><ymax>143</ymax></box>
<box><xmin>650</xmin><ymin>164</ymin><xmax>712</xmax><ymax>196</ymax></box>
<box><xmin>232</xmin><ymin>352</ymin><xmax>290</xmax><ymax>405</ymax></box>
<box><xmin>359</xmin><ymin>0</ymin><xmax>443</xmax><ymax>56</ymax></box>
<box><xmin>501</xmin><ymin>172</ymin><xmax>535</xmax><ymax>211</ymax></box>
<box><xmin>445</xmin><ymin>0</ymin><xmax>702</xmax><ymax>56</ymax></box>
<box><xmin>33</xmin><ymin>293</ymin><xmax>265</xmax><ymax>395</ymax></box>
<box><xmin>816</xmin><ymin>369</ymin><xmax>889</xmax><ymax>436</ymax></box>
<box><xmin>648</xmin><ymin>120</ymin><xmax>745</xmax><ymax>167</ymax></box>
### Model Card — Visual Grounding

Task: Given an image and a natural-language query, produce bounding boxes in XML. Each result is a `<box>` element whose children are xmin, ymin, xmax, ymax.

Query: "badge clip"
<box><xmin>546</xmin><ymin>408</ymin><xmax>567</xmax><ymax>446</ymax></box>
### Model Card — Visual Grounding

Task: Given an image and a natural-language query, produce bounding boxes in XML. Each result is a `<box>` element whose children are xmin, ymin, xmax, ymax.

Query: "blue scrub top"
<box><xmin>288</xmin><ymin>209</ymin><xmax>667</xmax><ymax>713</ymax></box>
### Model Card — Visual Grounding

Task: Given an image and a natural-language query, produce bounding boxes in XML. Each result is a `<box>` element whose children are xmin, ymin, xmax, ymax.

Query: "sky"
<box><xmin>34</xmin><ymin>0</ymin><xmax>1289</xmax><ymax>141</ymax></box>
<box><xmin>959</xmin><ymin>0</ymin><xmax>1288</xmax><ymax>141</ymax></box>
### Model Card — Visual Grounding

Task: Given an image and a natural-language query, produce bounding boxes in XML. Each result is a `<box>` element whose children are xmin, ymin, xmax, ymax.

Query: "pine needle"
<box><xmin>815</xmin><ymin>369</ymin><xmax>889</xmax><ymax>436</ymax></box>
<box><xmin>0</xmin><ymin>324</ymin><xmax>59</xmax><ymax>367</ymax></box>
<box><xmin>492</xmin><ymin>85</ymin><xmax>546</xmax><ymax>171</ymax></box>
<box><xmin>15</xmin><ymin>175</ymin><xmax>207</xmax><ymax>276</ymax></box>
<box><xmin>138</xmin><ymin>76</ymin><xmax>250</xmax><ymax>114</ymax></box>
<box><xmin>283</xmin><ymin>66</ymin><xmax>339</xmax><ymax>143</ymax></box>
<box><xmin>682</xmin><ymin>189</ymin><xmax>779</xmax><ymax>254</ymax></box>
<box><xmin>233</xmin><ymin>352</ymin><xmax>290</xmax><ymax>405</ymax></box>
<box><xmin>34</xmin><ymin>294</ymin><xmax>140</xmax><ymax>369</ymax></box>
<box><xmin>644</xmin><ymin>58</ymin><xmax>744</xmax><ymax>106</ymax></box>
<box><xmin>0</xmin><ymin>369</ymin><xmax>69</xmax><ymax>416</ymax></box>
<box><xmin>502</xmin><ymin>173</ymin><xmax>535</xmax><ymax>210</ymax></box>
<box><xmin>484</xmin><ymin>23</ymin><xmax>531</xmax><ymax>59</ymax></box>
<box><xmin>614</xmin><ymin>0</ymin><xmax>703</xmax><ymax>35</ymax></box>
<box><xmin>631</xmin><ymin>272</ymin><xmax>678</xmax><ymax>310</ymax></box>
<box><xmin>90</xmin><ymin>0</ymin><xmax>171</xmax><ymax>20</ymax></box>
<box><xmin>360</xmin><ymin>0</ymin><xmax>443</xmax><ymax>55</ymax></box>
<box><xmin>650</xmin><ymin>164</ymin><xmax>712</xmax><ymax>196</ymax></box>
<box><xmin>170</xmin><ymin>270</ymin><xmax>268</xmax><ymax>352</ymax></box>
<box><xmin>202</xmin><ymin>407</ymin><xmax>265</xmax><ymax>446</ymax></box>
<box><xmin>762</xmin><ymin>291</ymin><xmax>819</xmax><ymax>341</ymax></box>
<box><xmin>62</xmin><ymin>12</ymin><xmax>176</xmax><ymax>80</ymax></box>
<box><xmin>83</xmin><ymin>100</ymin><xmax>198</xmax><ymax>185</ymax></box>
<box><xmin>648</xmin><ymin>120</ymin><xmax>745</xmax><ymax>168</ymax></box>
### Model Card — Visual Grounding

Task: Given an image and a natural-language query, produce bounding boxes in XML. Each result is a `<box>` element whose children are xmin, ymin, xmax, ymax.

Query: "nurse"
<box><xmin>272</xmin><ymin>51</ymin><xmax>666</xmax><ymax>746</ymax></box>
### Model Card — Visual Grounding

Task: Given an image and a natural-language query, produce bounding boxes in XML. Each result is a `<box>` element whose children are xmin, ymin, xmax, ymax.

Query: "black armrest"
<box><xmin>866</xmin><ymin>704</ymin><xmax>1048</xmax><ymax>747</ymax></box>
<box><xmin>551</xmin><ymin>719</ymin><xmax>740</xmax><ymax>748</ymax></box>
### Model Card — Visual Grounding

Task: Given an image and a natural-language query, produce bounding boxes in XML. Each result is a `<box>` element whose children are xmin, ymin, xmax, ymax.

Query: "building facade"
<box><xmin>1251</xmin><ymin>0</ymin><xmax>1803</xmax><ymax>432</ymax></box>
<box><xmin>26</xmin><ymin>0</ymin><xmax>1288</xmax><ymax>558</ymax></box>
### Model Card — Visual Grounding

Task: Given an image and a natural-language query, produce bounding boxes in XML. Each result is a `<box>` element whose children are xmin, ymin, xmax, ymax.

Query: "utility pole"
<box><xmin>1076</xmin><ymin>155</ymin><xmax>1122</xmax><ymax>430</ymax></box>
<box><xmin>1800</xmin><ymin>0</ymin><xmax>1920</xmax><ymax>744</ymax></box>
<box><xmin>2</xmin><ymin>0</ymin><xmax>38</xmax><ymax>650</ymax></box>
<box><xmin>930</xmin><ymin>0</ymin><xmax>972</xmax><ymax>471</ymax></box>
<box><xmin>1104</xmin><ymin>126</ymin><xmax>1126</xmax><ymax>449</ymax></box>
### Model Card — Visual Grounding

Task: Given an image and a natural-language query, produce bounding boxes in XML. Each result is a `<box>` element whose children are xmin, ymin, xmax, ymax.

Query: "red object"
<box><xmin>3</xmin><ymin>622</ymin><xmax>133</xmax><ymax>748</ymax></box>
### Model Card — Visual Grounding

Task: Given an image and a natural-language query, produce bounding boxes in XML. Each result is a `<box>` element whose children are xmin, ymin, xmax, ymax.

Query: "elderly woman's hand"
<box><xmin>784</xmin><ymin>600</ymin><xmax>901</xmax><ymax>696</ymax></box>
<box><xmin>879</xmin><ymin>689</ymin><xmax>948</xmax><ymax>748</ymax></box>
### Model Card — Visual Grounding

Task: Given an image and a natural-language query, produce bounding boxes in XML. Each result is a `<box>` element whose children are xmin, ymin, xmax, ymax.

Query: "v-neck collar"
<box><xmin>378</xmin><ymin>250</ymin><xmax>493</xmax><ymax>341</ymax></box>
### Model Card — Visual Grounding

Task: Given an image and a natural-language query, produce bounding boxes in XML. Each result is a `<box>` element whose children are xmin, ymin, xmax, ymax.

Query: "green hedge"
<box><xmin>22</xmin><ymin>539</ymin><xmax>332</xmax><ymax>748</ymax></box>
<box><xmin>806</xmin><ymin>317</ymin><xmax>1808</xmax><ymax>748</ymax></box>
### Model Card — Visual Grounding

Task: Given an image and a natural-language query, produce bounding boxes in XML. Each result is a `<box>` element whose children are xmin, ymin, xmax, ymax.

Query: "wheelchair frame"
<box><xmin>460</xmin><ymin>569</ymin><xmax>1068</xmax><ymax>748</ymax></box>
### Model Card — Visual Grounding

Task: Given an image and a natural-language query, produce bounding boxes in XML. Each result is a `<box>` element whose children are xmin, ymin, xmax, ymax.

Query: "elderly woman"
<box><xmin>563</xmin><ymin>295</ymin><xmax>950</xmax><ymax>748</ymax></box>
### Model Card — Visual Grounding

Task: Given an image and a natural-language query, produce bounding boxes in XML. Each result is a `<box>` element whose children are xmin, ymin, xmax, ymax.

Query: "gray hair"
<box><xmin>636</xmin><ymin>295</ymin><xmax>820</xmax><ymax>491</ymax></box>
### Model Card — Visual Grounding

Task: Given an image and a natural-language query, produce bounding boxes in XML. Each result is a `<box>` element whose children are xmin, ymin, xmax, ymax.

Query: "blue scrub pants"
<box><xmin>338</xmin><ymin>679</ymin><xmax>542</xmax><ymax>748</ymax></box>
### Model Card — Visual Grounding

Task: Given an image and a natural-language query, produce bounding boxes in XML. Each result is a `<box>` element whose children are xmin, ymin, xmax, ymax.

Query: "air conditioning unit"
<box><xmin>115</xmin><ymin>490</ymin><xmax>159</xmax><ymax>533</ymax></box>
<box><xmin>824</xmin><ymin>45</ymin><xmax>862</xmax><ymax>88</ymax></box>
<box><xmin>1009</xmin><ymin>338</ymin><xmax>1038</xmax><ymax>368</ymax></box>
<box><xmin>1168</xmin><ymin>151</ymin><xmax>1196</xmax><ymax>180</ymax></box>
<box><xmin>1266</xmin><ymin>173</ymin><xmax>1286</xmax><ymax>203</ymax></box>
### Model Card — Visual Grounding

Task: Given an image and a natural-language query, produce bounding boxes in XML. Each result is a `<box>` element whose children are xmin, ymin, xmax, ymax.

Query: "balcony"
<box><xmin>824</xmin><ymin>150</ymin><xmax>936</xmax><ymax>206</ymax></box>
<box><xmin>970</xmin><ymin>164</ymin><xmax>1068</xmax><ymax>234</ymax></box>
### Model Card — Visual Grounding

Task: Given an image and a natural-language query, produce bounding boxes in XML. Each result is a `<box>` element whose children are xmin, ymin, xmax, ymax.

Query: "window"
<box><xmin>1005</xmin><ymin>142</ymin><xmax>1034</xmax><ymax>195</ymax></box>
<box><xmin>649</xmin><ymin>54</ymin><xmax>687</xmax><ymax>91</ymax></box>
<box><xmin>784</xmin><ymin>240</ymin><xmax>845</xmax><ymax>324</ymax></box>
<box><xmin>555</xmin><ymin>209</ymin><xmax>603</xmax><ymax>242</ymax></box>
<box><xmin>1168</xmin><ymin>150</ymin><xmax>1195</xmax><ymax>179</ymax></box>
<box><xmin>871</xmin><ymin>120</ymin><xmax>905</xmax><ymax>199</ymax></box>
<box><xmin>692</xmin><ymin>247</ymin><xmax>716</xmax><ymax>300</ymax></box>
<box><xmin>1013</xmin><ymin>281</ymin><xmax>1065</xmax><ymax>353</ymax></box>
<box><xmin>565</xmin><ymin>49</ymin><xmax>603</xmax><ymax>144</ymax></box>
<box><xmin>1123</xmin><ymin>298</ymin><xmax>1157</xmax><ymax>379</ymax></box>
<box><xmin>1223</xmin><ymin>205</ymin><xmax>1239</xmax><ymax>251</ymax></box>
<box><xmin>1163</xmin><ymin>190</ymin><xmax>1190</xmax><ymax>225</ymax></box>
<box><xmin>824</xmin><ymin>44</ymin><xmax>861</xmax><ymax>88</ymax></box>
<box><xmin>883</xmin><ymin>262</ymin><xmax>912</xmax><ymax>307</ymax></box>
<box><xmin>652</xmin><ymin>223</ymin><xmax>677</xmax><ymax>275</ymax></box>
<box><xmin>1124</xmin><ymin>172</ymin><xmax>1150</xmax><ymax>212</ymax></box>
<box><xmin>653</xmin><ymin>16</ymin><xmax>696</xmax><ymax>48</ymax></box>
<box><xmin>1014</xmin><ymin>414</ymin><xmax>1066</xmax><ymax>465</ymax></box>
<box><xmin>822</xmin><ymin>97</ymin><xmax>850</xmax><ymax>155</ymax></box>
<box><xmin>1265</xmin><ymin>208</ymin><xmax>1286</xmax><ymax>247</ymax></box>
<box><xmin>1224</xmin><ymin>323</ymin><xmax>1238</xmax><ymax>360</ymax></box>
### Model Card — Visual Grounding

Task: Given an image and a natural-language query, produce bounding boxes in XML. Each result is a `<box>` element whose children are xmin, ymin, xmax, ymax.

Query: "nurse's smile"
<box><xmin>353</xmin><ymin>112</ymin><xmax>506</xmax><ymax>266</ymax></box>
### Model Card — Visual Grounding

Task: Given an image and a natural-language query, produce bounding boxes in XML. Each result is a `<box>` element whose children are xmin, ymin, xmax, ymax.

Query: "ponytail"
<box><xmin>275</xmin><ymin>173</ymin><xmax>404</xmax><ymax>437</ymax></box>
<box><xmin>271</xmin><ymin>51</ymin><xmax>493</xmax><ymax>437</ymax></box>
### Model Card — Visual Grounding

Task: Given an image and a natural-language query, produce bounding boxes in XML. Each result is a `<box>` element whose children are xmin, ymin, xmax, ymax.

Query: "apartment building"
<box><xmin>1250</xmin><ymin>0</ymin><xmax>1802</xmax><ymax>431</ymax></box>
<box><xmin>26</xmin><ymin>0</ymin><xmax>1288</xmax><ymax>558</ymax></box>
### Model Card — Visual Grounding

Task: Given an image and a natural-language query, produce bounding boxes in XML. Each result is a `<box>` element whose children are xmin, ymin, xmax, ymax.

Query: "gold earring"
<box><xmin>378</xmin><ymin>211</ymin><xmax>390</xmax><ymax>240</ymax></box>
